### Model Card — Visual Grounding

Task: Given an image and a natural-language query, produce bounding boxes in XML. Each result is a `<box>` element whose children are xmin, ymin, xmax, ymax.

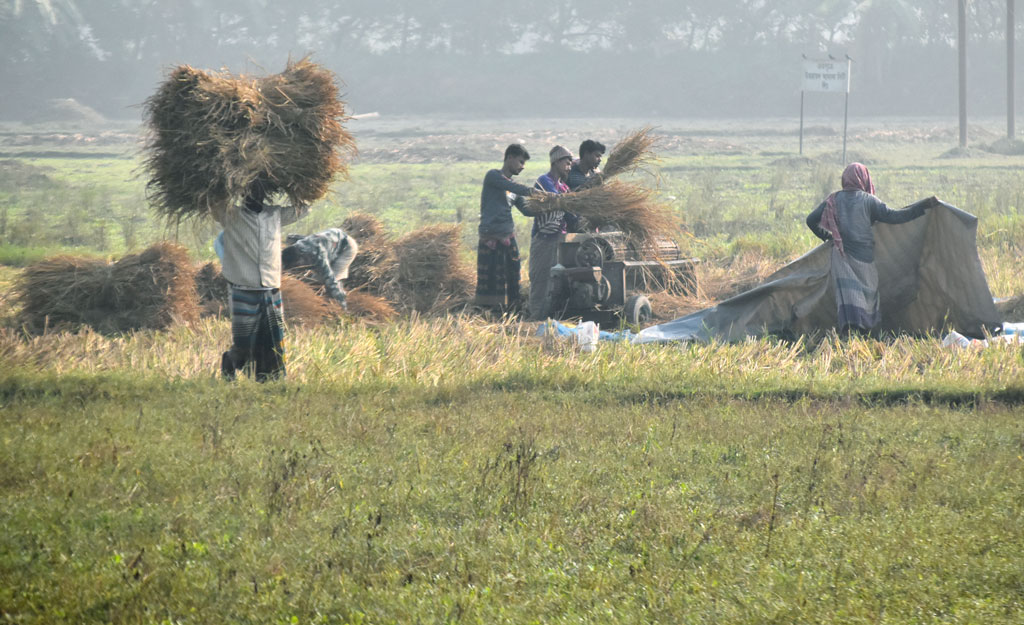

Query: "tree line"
<box><xmin>1</xmin><ymin>1</ymin><xmax>1018</xmax><ymax>120</ymax></box>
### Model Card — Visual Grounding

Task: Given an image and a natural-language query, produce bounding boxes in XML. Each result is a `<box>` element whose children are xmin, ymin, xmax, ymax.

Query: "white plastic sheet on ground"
<box><xmin>635</xmin><ymin>202</ymin><xmax>1000</xmax><ymax>343</ymax></box>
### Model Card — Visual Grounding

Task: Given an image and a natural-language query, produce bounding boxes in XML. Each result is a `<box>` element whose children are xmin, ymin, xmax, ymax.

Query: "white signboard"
<box><xmin>802</xmin><ymin>59</ymin><xmax>850</xmax><ymax>93</ymax></box>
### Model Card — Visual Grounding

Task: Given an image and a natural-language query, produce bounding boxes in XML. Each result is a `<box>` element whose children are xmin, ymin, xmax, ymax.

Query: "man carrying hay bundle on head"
<box><xmin>143</xmin><ymin>58</ymin><xmax>354</xmax><ymax>380</ymax></box>
<box><xmin>475</xmin><ymin>144</ymin><xmax>545</xmax><ymax>312</ymax></box>
<box><xmin>219</xmin><ymin>183</ymin><xmax>309</xmax><ymax>381</ymax></box>
<box><xmin>281</xmin><ymin>227</ymin><xmax>359</xmax><ymax>310</ymax></box>
<box><xmin>567</xmin><ymin>139</ymin><xmax>605</xmax><ymax>191</ymax></box>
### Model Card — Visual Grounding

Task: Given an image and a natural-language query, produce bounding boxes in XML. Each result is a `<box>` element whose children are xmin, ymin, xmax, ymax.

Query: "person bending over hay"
<box><xmin>219</xmin><ymin>183</ymin><xmax>309</xmax><ymax>382</ymax></box>
<box><xmin>281</xmin><ymin>227</ymin><xmax>359</xmax><ymax>309</ymax></box>
<box><xmin>806</xmin><ymin>162</ymin><xmax>940</xmax><ymax>335</ymax></box>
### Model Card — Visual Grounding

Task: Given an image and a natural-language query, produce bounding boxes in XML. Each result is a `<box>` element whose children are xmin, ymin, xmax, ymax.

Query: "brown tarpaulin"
<box><xmin>636</xmin><ymin>203</ymin><xmax>1000</xmax><ymax>343</ymax></box>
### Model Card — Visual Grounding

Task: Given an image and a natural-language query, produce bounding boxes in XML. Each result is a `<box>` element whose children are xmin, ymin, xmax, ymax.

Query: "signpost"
<box><xmin>799</xmin><ymin>57</ymin><xmax>852</xmax><ymax>163</ymax></box>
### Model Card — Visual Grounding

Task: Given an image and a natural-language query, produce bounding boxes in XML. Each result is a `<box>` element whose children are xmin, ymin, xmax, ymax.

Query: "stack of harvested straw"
<box><xmin>144</xmin><ymin>58</ymin><xmax>355</xmax><ymax>223</ymax></box>
<box><xmin>526</xmin><ymin>180</ymin><xmax>677</xmax><ymax>244</ymax></box>
<box><xmin>279</xmin><ymin>276</ymin><xmax>343</xmax><ymax>326</ymax></box>
<box><xmin>17</xmin><ymin>242</ymin><xmax>198</xmax><ymax>334</ymax></box>
<box><xmin>342</xmin><ymin>212</ymin><xmax>386</xmax><ymax>242</ymax></box>
<box><xmin>376</xmin><ymin>224</ymin><xmax>474</xmax><ymax>314</ymax></box>
<box><xmin>340</xmin><ymin>212</ymin><xmax>391</xmax><ymax>292</ymax></box>
<box><xmin>195</xmin><ymin>262</ymin><xmax>230</xmax><ymax>317</ymax></box>
<box><xmin>345</xmin><ymin>291</ymin><xmax>398</xmax><ymax>322</ymax></box>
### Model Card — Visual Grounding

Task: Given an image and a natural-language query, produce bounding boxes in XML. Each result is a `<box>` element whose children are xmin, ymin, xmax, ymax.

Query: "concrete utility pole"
<box><xmin>1009</xmin><ymin>0</ymin><xmax>1016</xmax><ymax>139</ymax></box>
<box><xmin>959</xmin><ymin>0</ymin><xmax>968</xmax><ymax>148</ymax></box>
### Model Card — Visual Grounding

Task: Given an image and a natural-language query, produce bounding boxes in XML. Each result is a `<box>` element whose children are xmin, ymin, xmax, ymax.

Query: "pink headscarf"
<box><xmin>819</xmin><ymin>163</ymin><xmax>875</xmax><ymax>256</ymax></box>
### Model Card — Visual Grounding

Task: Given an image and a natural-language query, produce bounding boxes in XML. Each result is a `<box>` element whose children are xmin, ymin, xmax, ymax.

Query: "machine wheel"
<box><xmin>575</xmin><ymin>238</ymin><xmax>614</xmax><ymax>268</ymax></box>
<box><xmin>623</xmin><ymin>294</ymin><xmax>653</xmax><ymax>325</ymax></box>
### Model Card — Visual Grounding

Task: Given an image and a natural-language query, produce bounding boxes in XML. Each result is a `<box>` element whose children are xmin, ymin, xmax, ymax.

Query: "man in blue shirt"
<box><xmin>528</xmin><ymin>145</ymin><xmax>578</xmax><ymax>319</ymax></box>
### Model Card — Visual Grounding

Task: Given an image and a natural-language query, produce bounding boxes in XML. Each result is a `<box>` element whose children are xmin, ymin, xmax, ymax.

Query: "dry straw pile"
<box><xmin>592</xmin><ymin>126</ymin><xmax>660</xmax><ymax>184</ymax></box>
<box><xmin>16</xmin><ymin>242</ymin><xmax>198</xmax><ymax>334</ymax></box>
<box><xmin>340</xmin><ymin>212</ymin><xmax>391</xmax><ymax>293</ymax></box>
<box><xmin>377</xmin><ymin>224</ymin><xmax>474</xmax><ymax>314</ymax></box>
<box><xmin>144</xmin><ymin>58</ymin><xmax>355</xmax><ymax>222</ymax></box>
<box><xmin>527</xmin><ymin>180</ymin><xmax>677</xmax><ymax>244</ymax></box>
<box><xmin>279</xmin><ymin>276</ymin><xmax>343</xmax><ymax>326</ymax></box>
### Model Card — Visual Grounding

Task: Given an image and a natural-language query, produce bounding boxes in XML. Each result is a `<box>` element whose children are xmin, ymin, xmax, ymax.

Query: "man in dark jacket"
<box><xmin>475</xmin><ymin>144</ymin><xmax>541</xmax><ymax>311</ymax></box>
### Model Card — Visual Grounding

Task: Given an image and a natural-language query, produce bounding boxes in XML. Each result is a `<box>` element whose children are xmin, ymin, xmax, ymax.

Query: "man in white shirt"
<box><xmin>218</xmin><ymin>183</ymin><xmax>308</xmax><ymax>381</ymax></box>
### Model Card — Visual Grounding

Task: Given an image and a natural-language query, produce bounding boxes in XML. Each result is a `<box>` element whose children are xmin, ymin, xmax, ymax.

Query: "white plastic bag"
<box><xmin>941</xmin><ymin>331</ymin><xmax>988</xmax><ymax>349</ymax></box>
<box><xmin>576</xmin><ymin>321</ymin><xmax>599</xmax><ymax>352</ymax></box>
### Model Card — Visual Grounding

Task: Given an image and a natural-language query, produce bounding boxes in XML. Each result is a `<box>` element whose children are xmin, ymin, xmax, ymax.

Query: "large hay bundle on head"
<box><xmin>378</xmin><ymin>224</ymin><xmax>474</xmax><ymax>314</ymax></box>
<box><xmin>585</xmin><ymin>126</ymin><xmax>659</xmax><ymax>187</ymax></box>
<box><xmin>144</xmin><ymin>58</ymin><xmax>355</xmax><ymax>223</ymax></box>
<box><xmin>16</xmin><ymin>242</ymin><xmax>198</xmax><ymax>334</ymax></box>
<box><xmin>527</xmin><ymin>180</ymin><xmax>678</xmax><ymax>244</ymax></box>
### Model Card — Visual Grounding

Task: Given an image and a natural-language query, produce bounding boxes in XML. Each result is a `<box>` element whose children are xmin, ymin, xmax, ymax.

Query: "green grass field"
<box><xmin>2</xmin><ymin>118</ymin><xmax>1024</xmax><ymax>623</ymax></box>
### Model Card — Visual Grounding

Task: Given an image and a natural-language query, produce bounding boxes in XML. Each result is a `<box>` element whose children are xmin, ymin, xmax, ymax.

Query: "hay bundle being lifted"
<box><xmin>17</xmin><ymin>242</ymin><xmax>198</xmax><ymax>334</ymax></box>
<box><xmin>585</xmin><ymin>126</ymin><xmax>659</xmax><ymax>188</ymax></box>
<box><xmin>527</xmin><ymin>180</ymin><xmax>678</xmax><ymax>244</ymax></box>
<box><xmin>377</xmin><ymin>224</ymin><xmax>474</xmax><ymax>314</ymax></box>
<box><xmin>144</xmin><ymin>58</ymin><xmax>356</xmax><ymax>223</ymax></box>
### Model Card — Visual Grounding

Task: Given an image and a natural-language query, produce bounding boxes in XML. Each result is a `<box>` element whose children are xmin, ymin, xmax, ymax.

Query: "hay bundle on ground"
<box><xmin>527</xmin><ymin>180</ymin><xmax>678</xmax><ymax>244</ymax></box>
<box><xmin>195</xmin><ymin>262</ymin><xmax>230</xmax><ymax>317</ymax></box>
<box><xmin>144</xmin><ymin>58</ymin><xmax>355</xmax><ymax>223</ymax></box>
<box><xmin>282</xmin><ymin>265</ymin><xmax>397</xmax><ymax>323</ymax></box>
<box><xmin>337</xmin><ymin>212</ymin><xmax>392</xmax><ymax>291</ymax></box>
<box><xmin>346</xmin><ymin>291</ymin><xmax>398</xmax><ymax>321</ymax></box>
<box><xmin>17</xmin><ymin>242</ymin><xmax>198</xmax><ymax>334</ymax></box>
<box><xmin>280</xmin><ymin>275</ymin><xmax>342</xmax><ymax>326</ymax></box>
<box><xmin>585</xmin><ymin>126</ymin><xmax>659</xmax><ymax>187</ymax></box>
<box><xmin>378</xmin><ymin>224</ymin><xmax>474</xmax><ymax>314</ymax></box>
<box><xmin>344</xmin><ymin>239</ymin><xmax>392</xmax><ymax>291</ymax></box>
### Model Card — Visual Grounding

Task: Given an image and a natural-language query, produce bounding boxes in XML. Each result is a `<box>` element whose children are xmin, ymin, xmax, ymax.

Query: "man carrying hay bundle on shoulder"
<box><xmin>475</xmin><ymin>144</ymin><xmax>546</xmax><ymax>312</ymax></box>
<box><xmin>281</xmin><ymin>227</ymin><xmax>359</xmax><ymax>310</ymax></box>
<box><xmin>219</xmin><ymin>183</ymin><xmax>309</xmax><ymax>381</ymax></box>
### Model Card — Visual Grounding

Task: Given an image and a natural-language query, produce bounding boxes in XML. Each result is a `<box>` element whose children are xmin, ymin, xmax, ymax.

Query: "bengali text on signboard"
<box><xmin>802</xmin><ymin>59</ymin><xmax>850</xmax><ymax>93</ymax></box>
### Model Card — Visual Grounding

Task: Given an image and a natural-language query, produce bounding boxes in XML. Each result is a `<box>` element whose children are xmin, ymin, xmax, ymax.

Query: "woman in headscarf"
<box><xmin>806</xmin><ymin>162</ymin><xmax>939</xmax><ymax>334</ymax></box>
